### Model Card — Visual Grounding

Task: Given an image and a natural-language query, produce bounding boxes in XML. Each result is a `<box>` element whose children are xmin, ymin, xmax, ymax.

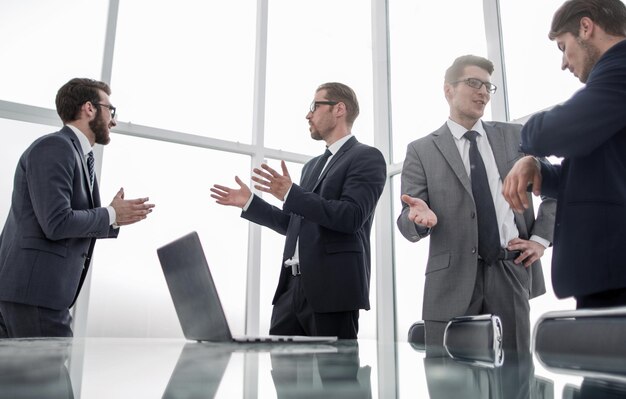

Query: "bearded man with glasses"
<box><xmin>397</xmin><ymin>55</ymin><xmax>556</xmax><ymax>355</ymax></box>
<box><xmin>0</xmin><ymin>78</ymin><xmax>155</xmax><ymax>338</ymax></box>
<box><xmin>212</xmin><ymin>82</ymin><xmax>386</xmax><ymax>339</ymax></box>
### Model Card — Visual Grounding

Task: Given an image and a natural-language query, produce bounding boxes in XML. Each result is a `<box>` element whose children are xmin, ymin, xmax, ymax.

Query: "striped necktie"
<box><xmin>87</xmin><ymin>151</ymin><xmax>95</xmax><ymax>187</ymax></box>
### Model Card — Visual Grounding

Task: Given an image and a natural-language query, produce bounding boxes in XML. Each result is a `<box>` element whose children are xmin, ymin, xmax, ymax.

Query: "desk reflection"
<box><xmin>423</xmin><ymin>352</ymin><xmax>551</xmax><ymax>399</ymax></box>
<box><xmin>162</xmin><ymin>343</ymin><xmax>232</xmax><ymax>398</ymax></box>
<box><xmin>564</xmin><ymin>378</ymin><xmax>626</xmax><ymax>398</ymax></box>
<box><xmin>270</xmin><ymin>341</ymin><xmax>371</xmax><ymax>399</ymax></box>
<box><xmin>162</xmin><ymin>341</ymin><xmax>371</xmax><ymax>399</ymax></box>
<box><xmin>0</xmin><ymin>339</ymin><xmax>73</xmax><ymax>399</ymax></box>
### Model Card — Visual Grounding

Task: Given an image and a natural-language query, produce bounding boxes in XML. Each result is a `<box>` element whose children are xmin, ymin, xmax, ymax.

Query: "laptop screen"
<box><xmin>157</xmin><ymin>231</ymin><xmax>233</xmax><ymax>342</ymax></box>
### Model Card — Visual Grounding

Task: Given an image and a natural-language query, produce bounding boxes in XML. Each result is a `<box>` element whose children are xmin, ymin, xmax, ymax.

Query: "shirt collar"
<box><xmin>327</xmin><ymin>134</ymin><xmax>353</xmax><ymax>155</ymax></box>
<box><xmin>66</xmin><ymin>124</ymin><xmax>93</xmax><ymax>156</ymax></box>
<box><xmin>446</xmin><ymin>119</ymin><xmax>486</xmax><ymax>141</ymax></box>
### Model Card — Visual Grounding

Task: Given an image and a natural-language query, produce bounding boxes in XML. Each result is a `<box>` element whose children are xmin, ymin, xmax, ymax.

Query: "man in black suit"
<box><xmin>504</xmin><ymin>0</ymin><xmax>626</xmax><ymax>309</ymax></box>
<box><xmin>211</xmin><ymin>82</ymin><xmax>386</xmax><ymax>339</ymax></box>
<box><xmin>0</xmin><ymin>78</ymin><xmax>155</xmax><ymax>338</ymax></box>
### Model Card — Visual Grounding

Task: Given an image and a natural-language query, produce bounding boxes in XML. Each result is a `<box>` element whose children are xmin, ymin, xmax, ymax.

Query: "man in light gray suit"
<box><xmin>397</xmin><ymin>55</ymin><xmax>556</xmax><ymax>355</ymax></box>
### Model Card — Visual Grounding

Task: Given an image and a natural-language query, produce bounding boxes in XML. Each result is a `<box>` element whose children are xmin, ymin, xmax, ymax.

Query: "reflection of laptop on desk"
<box><xmin>157</xmin><ymin>231</ymin><xmax>337</xmax><ymax>344</ymax></box>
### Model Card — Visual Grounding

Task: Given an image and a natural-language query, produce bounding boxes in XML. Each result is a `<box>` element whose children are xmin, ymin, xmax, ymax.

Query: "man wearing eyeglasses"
<box><xmin>0</xmin><ymin>78</ymin><xmax>155</xmax><ymax>338</ymax></box>
<box><xmin>397</xmin><ymin>55</ymin><xmax>556</xmax><ymax>354</ymax></box>
<box><xmin>504</xmin><ymin>0</ymin><xmax>626</xmax><ymax>310</ymax></box>
<box><xmin>211</xmin><ymin>82</ymin><xmax>386</xmax><ymax>339</ymax></box>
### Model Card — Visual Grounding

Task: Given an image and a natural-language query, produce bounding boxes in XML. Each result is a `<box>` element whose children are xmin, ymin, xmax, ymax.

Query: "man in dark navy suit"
<box><xmin>0</xmin><ymin>78</ymin><xmax>155</xmax><ymax>337</ymax></box>
<box><xmin>211</xmin><ymin>82</ymin><xmax>386</xmax><ymax>339</ymax></box>
<box><xmin>504</xmin><ymin>0</ymin><xmax>626</xmax><ymax>309</ymax></box>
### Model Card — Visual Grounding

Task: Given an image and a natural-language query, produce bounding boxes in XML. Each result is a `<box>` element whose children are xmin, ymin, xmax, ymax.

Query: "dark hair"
<box><xmin>55</xmin><ymin>78</ymin><xmax>111</xmax><ymax>123</ymax></box>
<box><xmin>316</xmin><ymin>82</ymin><xmax>360</xmax><ymax>126</ymax></box>
<box><xmin>549</xmin><ymin>0</ymin><xmax>626</xmax><ymax>39</ymax></box>
<box><xmin>444</xmin><ymin>55</ymin><xmax>494</xmax><ymax>83</ymax></box>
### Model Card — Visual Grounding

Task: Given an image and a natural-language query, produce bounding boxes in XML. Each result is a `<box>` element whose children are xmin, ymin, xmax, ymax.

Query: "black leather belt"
<box><xmin>479</xmin><ymin>249</ymin><xmax>521</xmax><ymax>262</ymax></box>
<box><xmin>498</xmin><ymin>248</ymin><xmax>521</xmax><ymax>260</ymax></box>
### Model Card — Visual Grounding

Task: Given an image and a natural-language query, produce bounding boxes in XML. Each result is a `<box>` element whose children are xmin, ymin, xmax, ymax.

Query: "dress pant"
<box><xmin>425</xmin><ymin>258</ymin><xmax>531</xmax><ymax>356</ymax></box>
<box><xmin>0</xmin><ymin>301</ymin><xmax>72</xmax><ymax>338</ymax></box>
<box><xmin>576</xmin><ymin>287</ymin><xmax>626</xmax><ymax>309</ymax></box>
<box><xmin>269</xmin><ymin>275</ymin><xmax>359</xmax><ymax>339</ymax></box>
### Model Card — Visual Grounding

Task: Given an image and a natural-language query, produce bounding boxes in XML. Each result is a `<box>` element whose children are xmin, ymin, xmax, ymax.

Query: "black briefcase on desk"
<box><xmin>444</xmin><ymin>314</ymin><xmax>504</xmax><ymax>367</ymax></box>
<box><xmin>533</xmin><ymin>306</ymin><xmax>626</xmax><ymax>380</ymax></box>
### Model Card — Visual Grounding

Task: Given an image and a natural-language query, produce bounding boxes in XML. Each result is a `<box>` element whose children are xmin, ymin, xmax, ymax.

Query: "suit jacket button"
<box><xmin>471</xmin><ymin>211</ymin><xmax>476</xmax><ymax>219</ymax></box>
<box><xmin>471</xmin><ymin>247</ymin><xmax>477</xmax><ymax>254</ymax></box>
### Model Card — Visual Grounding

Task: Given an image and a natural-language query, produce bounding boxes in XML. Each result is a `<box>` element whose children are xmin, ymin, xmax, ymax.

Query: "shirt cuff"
<box><xmin>529</xmin><ymin>235</ymin><xmax>549</xmax><ymax>249</ymax></box>
<box><xmin>283</xmin><ymin>184</ymin><xmax>293</xmax><ymax>202</ymax></box>
<box><xmin>242</xmin><ymin>193</ymin><xmax>254</xmax><ymax>212</ymax></box>
<box><xmin>107</xmin><ymin>206</ymin><xmax>119</xmax><ymax>229</ymax></box>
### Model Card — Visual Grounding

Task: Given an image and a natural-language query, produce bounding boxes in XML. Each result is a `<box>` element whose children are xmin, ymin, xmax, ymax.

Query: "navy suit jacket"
<box><xmin>521</xmin><ymin>39</ymin><xmax>626</xmax><ymax>299</ymax></box>
<box><xmin>0</xmin><ymin>127</ymin><xmax>118</xmax><ymax>310</ymax></box>
<box><xmin>242</xmin><ymin>136</ymin><xmax>386</xmax><ymax>313</ymax></box>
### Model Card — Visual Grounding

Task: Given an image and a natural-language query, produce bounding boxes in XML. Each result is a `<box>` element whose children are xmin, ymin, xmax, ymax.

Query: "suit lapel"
<box><xmin>432</xmin><ymin>124</ymin><xmax>473</xmax><ymax>197</ymax></box>
<box><xmin>483</xmin><ymin>122</ymin><xmax>509</xmax><ymax>183</ymax></box>
<box><xmin>61</xmin><ymin>127</ymin><xmax>95</xmax><ymax>206</ymax></box>
<box><xmin>311</xmin><ymin>136</ymin><xmax>357</xmax><ymax>191</ymax></box>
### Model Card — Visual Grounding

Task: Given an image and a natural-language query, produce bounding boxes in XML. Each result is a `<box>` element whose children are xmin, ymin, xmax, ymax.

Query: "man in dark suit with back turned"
<box><xmin>504</xmin><ymin>0</ymin><xmax>626</xmax><ymax>309</ymax></box>
<box><xmin>211</xmin><ymin>82</ymin><xmax>386</xmax><ymax>339</ymax></box>
<box><xmin>397</xmin><ymin>56</ymin><xmax>556</xmax><ymax>354</ymax></box>
<box><xmin>0</xmin><ymin>78</ymin><xmax>155</xmax><ymax>338</ymax></box>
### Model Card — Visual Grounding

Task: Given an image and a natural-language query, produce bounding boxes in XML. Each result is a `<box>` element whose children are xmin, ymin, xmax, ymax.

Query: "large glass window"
<box><xmin>500</xmin><ymin>0</ymin><xmax>584</xmax><ymax>120</ymax></box>
<box><xmin>389</xmin><ymin>0</ymin><xmax>489</xmax><ymax>163</ymax></box>
<box><xmin>87</xmin><ymin>134</ymin><xmax>250</xmax><ymax>337</ymax></box>
<box><xmin>111</xmin><ymin>0</ymin><xmax>256</xmax><ymax>142</ymax></box>
<box><xmin>257</xmin><ymin>159</ymin><xmax>304</xmax><ymax>335</ymax></box>
<box><xmin>264</xmin><ymin>0</ymin><xmax>374</xmax><ymax>154</ymax></box>
<box><xmin>0</xmin><ymin>0</ymin><xmax>108</xmax><ymax>108</ymax></box>
<box><xmin>392</xmin><ymin>176</ymin><xmax>429</xmax><ymax>341</ymax></box>
<box><xmin>0</xmin><ymin>120</ymin><xmax>57</xmax><ymax>225</ymax></box>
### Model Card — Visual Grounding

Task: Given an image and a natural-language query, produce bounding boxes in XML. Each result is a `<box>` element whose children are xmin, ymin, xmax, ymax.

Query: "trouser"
<box><xmin>269</xmin><ymin>275</ymin><xmax>359</xmax><ymax>339</ymax></box>
<box><xmin>0</xmin><ymin>301</ymin><xmax>72</xmax><ymax>338</ymax></box>
<box><xmin>425</xmin><ymin>258</ymin><xmax>531</xmax><ymax>356</ymax></box>
<box><xmin>576</xmin><ymin>287</ymin><xmax>626</xmax><ymax>309</ymax></box>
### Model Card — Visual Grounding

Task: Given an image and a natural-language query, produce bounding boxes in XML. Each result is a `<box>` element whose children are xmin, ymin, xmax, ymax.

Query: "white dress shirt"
<box><xmin>66</xmin><ymin>124</ymin><xmax>117</xmax><ymax>226</ymax></box>
<box><xmin>446</xmin><ymin>119</ymin><xmax>548</xmax><ymax>248</ymax></box>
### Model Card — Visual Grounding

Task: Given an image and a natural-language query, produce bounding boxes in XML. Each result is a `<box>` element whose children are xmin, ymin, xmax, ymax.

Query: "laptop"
<box><xmin>157</xmin><ymin>231</ymin><xmax>337</xmax><ymax>343</ymax></box>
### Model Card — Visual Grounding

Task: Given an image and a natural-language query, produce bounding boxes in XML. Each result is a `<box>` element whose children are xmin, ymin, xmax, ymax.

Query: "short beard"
<box><xmin>90</xmin><ymin>110</ymin><xmax>111</xmax><ymax>145</ymax></box>
<box><xmin>577</xmin><ymin>37</ymin><xmax>601</xmax><ymax>83</ymax></box>
<box><xmin>310</xmin><ymin>130</ymin><xmax>323</xmax><ymax>141</ymax></box>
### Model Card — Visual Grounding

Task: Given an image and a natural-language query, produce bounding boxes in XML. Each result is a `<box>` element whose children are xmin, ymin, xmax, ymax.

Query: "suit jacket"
<box><xmin>0</xmin><ymin>126</ymin><xmax>118</xmax><ymax>310</ymax></box>
<box><xmin>521</xmin><ymin>39</ymin><xmax>626</xmax><ymax>299</ymax></box>
<box><xmin>397</xmin><ymin>122</ymin><xmax>556</xmax><ymax>322</ymax></box>
<box><xmin>242</xmin><ymin>136</ymin><xmax>386</xmax><ymax>313</ymax></box>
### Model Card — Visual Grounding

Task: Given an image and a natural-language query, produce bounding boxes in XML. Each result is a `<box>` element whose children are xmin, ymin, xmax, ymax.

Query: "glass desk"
<box><xmin>0</xmin><ymin>337</ymin><xmax>623</xmax><ymax>398</ymax></box>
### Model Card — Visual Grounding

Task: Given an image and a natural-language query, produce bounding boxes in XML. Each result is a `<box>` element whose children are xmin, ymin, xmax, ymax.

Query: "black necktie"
<box><xmin>283</xmin><ymin>149</ymin><xmax>332</xmax><ymax>261</ymax></box>
<box><xmin>464</xmin><ymin>131</ymin><xmax>501</xmax><ymax>264</ymax></box>
<box><xmin>87</xmin><ymin>151</ymin><xmax>95</xmax><ymax>187</ymax></box>
<box><xmin>303</xmin><ymin>149</ymin><xmax>332</xmax><ymax>190</ymax></box>
<box><xmin>283</xmin><ymin>214</ymin><xmax>302</xmax><ymax>261</ymax></box>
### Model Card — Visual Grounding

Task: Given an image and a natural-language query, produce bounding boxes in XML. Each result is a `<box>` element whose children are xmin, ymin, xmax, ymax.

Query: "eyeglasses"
<box><xmin>93</xmin><ymin>102</ymin><xmax>117</xmax><ymax>119</ymax></box>
<box><xmin>309</xmin><ymin>101</ymin><xmax>338</xmax><ymax>113</ymax></box>
<box><xmin>451</xmin><ymin>78</ymin><xmax>497</xmax><ymax>94</ymax></box>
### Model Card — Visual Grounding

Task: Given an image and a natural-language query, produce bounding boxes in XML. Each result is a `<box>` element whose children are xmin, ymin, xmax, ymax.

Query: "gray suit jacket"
<box><xmin>397</xmin><ymin>121</ymin><xmax>556</xmax><ymax>322</ymax></box>
<box><xmin>0</xmin><ymin>127</ymin><xmax>118</xmax><ymax>310</ymax></box>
